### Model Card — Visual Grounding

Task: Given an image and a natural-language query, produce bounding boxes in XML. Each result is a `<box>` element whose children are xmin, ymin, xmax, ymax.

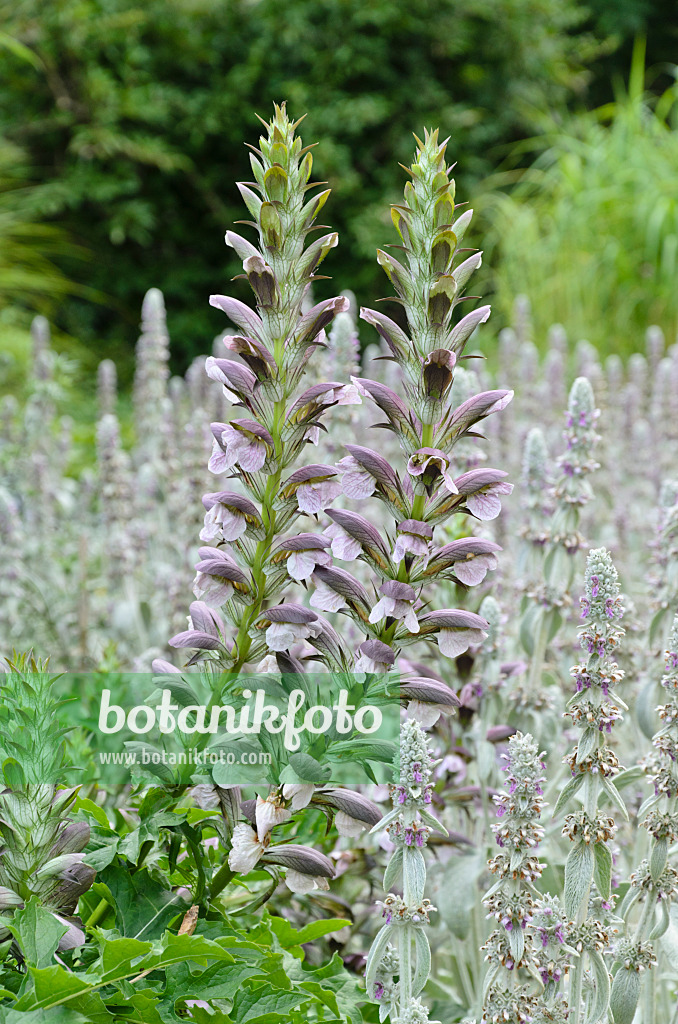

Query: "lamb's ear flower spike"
<box><xmin>366</xmin><ymin>717</ymin><xmax>444</xmax><ymax>1024</ymax></box>
<box><xmin>556</xmin><ymin>547</ymin><xmax>627</xmax><ymax>1024</ymax></box>
<box><xmin>481</xmin><ymin>731</ymin><xmax>550</xmax><ymax>1024</ymax></box>
<box><xmin>612</xmin><ymin>613</ymin><xmax>678</xmax><ymax>1024</ymax></box>
<box><xmin>519</xmin><ymin>377</ymin><xmax>600</xmax><ymax>708</ymax></box>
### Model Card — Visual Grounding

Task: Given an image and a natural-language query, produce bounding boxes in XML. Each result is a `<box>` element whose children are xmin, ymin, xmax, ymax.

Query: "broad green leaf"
<box><xmin>231</xmin><ymin>984</ymin><xmax>305</xmax><ymax>1022</ymax></box>
<box><xmin>101</xmin><ymin>864</ymin><xmax>188</xmax><ymax>940</ymax></box>
<box><xmin>7</xmin><ymin>899</ymin><xmax>67</xmax><ymax>968</ymax></box>
<box><xmin>12</xmin><ymin>966</ymin><xmax>91</xmax><ymax>1012</ymax></box>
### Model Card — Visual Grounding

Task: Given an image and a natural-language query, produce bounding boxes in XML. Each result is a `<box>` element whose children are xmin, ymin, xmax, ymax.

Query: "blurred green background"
<box><xmin>1</xmin><ymin>0</ymin><xmax>678</xmax><ymax>394</ymax></box>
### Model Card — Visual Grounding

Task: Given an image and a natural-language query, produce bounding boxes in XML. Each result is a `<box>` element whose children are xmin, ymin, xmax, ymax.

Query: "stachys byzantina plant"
<box><xmin>344</xmin><ymin>131</ymin><xmax>513</xmax><ymax>1022</ymax></box>
<box><xmin>0</xmin><ymin>655</ymin><xmax>95</xmax><ymax>957</ymax></box>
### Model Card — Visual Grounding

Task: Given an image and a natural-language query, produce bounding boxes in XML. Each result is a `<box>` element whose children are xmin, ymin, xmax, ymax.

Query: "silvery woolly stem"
<box><xmin>521</xmin><ymin>378</ymin><xmax>600</xmax><ymax>706</ymax></box>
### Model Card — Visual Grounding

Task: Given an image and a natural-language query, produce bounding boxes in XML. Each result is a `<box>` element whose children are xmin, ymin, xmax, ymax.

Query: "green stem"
<box><xmin>210</xmin><ymin>862</ymin><xmax>235</xmax><ymax>899</ymax></box>
<box><xmin>230</xmin><ymin>398</ymin><xmax>286</xmax><ymax>674</ymax></box>
<box><xmin>411</xmin><ymin>422</ymin><xmax>434</xmax><ymax>522</ymax></box>
<box><xmin>85</xmin><ymin>897</ymin><xmax>110</xmax><ymax>929</ymax></box>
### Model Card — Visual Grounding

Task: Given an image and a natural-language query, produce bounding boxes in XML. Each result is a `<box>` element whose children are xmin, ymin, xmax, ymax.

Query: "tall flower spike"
<box><xmin>343</xmin><ymin>131</ymin><xmax>512</xmax><ymax>671</ymax></box>
<box><xmin>169</xmin><ymin>104</ymin><xmax>355</xmax><ymax>672</ymax></box>
<box><xmin>612</xmin><ymin>614</ymin><xmax>678</xmax><ymax>1024</ymax></box>
<box><xmin>481</xmin><ymin>732</ymin><xmax>548</xmax><ymax>1024</ymax></box>
<box><xmin>518</xmin><ymin>378</ymin><xmax>600</xmax><ymax>711</ymax></box>
<box><xmin>556</xmin><ymin>548</ymin><xmax>626</xmax><ymax>1024</ymax></box>
<box><xmin>366</xmin><ymin>718</ymin><xmax>445</xmax><ymax>1024</ymax></box>
<box><xmin>359</xmin><ymin>133</ymin><xmax>512</xmax><ymax>1023</ymax></box>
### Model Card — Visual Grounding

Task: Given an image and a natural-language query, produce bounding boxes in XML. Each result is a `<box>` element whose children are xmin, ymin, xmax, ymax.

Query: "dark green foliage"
<box><xmin>0</xmin><ymin>0</ymin><xmax>592</xmax><ymax>371</ymax></box>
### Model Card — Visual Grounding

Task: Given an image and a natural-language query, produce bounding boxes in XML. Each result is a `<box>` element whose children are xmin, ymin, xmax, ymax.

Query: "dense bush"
<box><xmin>0</xmin><ymin>0</ymin><xmax>594</xmax><ymax>368</ymax></box>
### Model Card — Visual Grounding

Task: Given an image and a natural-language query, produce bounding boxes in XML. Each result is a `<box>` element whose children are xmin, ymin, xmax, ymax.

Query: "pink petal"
<box><xmin>467</xmin><ymin>491</ymin><xmax>502</xmax><ymax>521</ymax></box>
<box><xmin>438</xmin><ymin>627</ymin><xmax>485</xmax><ymax>658</ymax></box>
<box><xmin>287</xmin><ymin>550</ymin><xmax>317</xmax><ymax>581</ymax></box>
<box><xmin>454</xmin><ymin>559</ymin><xmax>488</xmax><ymax>586</ymax></box>
<box><xmin>297</xmin><ymin>483</ymin><xmax>322</xmax><ymax>514</ymax></box>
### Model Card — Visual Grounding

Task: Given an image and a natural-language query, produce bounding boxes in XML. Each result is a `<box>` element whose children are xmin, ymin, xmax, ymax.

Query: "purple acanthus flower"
<box><xmin>591</xmin><ymin>575</ymin><xmax>599</xmax><ymax>598</ymax></box>
<box><xmin>407</xmin><ymin>447</ymin><xmax>458</xmax><ymax>494</ymax></box>
<box><xmin>393</xmin><ymin>519</ymin><xmax>433</xmax><ymax>563</ymax></box>
<box><xmin>208</xmin><ymin>419</ymin><xmax>274</xmax><ymax>474</ymax></box>
<box><xmin>374</xmin><ymin>983</ymin><xmax>384</xmax><ymax>1000</ymax></box>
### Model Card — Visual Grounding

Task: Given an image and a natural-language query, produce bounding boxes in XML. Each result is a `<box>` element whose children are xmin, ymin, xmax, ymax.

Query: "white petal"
<box><xmin>255</xmin><ymin>796</ymin><xmax>290</xmax><ymax>842</ymax></box>
<box><xmin>238</xmin><ymin>439</ymin><xmax>267</xmax><ymax>473</ymax></box>
<box><xmin>407</xmin><ymin>700</ymin><xmax>442</xmax><ymax>727</ymax></box>
<box><xmin>287</xmin><ymin>550</ymin><xmax>317</xmax><ymax>581</ymax></box>
<box><xmin>335</xmin><ymin>810</ymin><xmax>366</xmax><ymax>837</ymax></box>
<box><xmin>265</xmin><ymin>622</ymin><xmax>297</xmax><ymax>652</ymax></box>
<box><xmin>454</xmin><ymin>558</ymin><xmax>488</xmax><ymax>586</ymax></box>
<box><xmin>284</xmin><ymin>869</ymin><xmax>316</xmax><ymax>893</ymax></box>
<box><xmin>228</xmin><ymin>823</ymin><xmax>262</xmax><ymax>873</ymax></box>
<box><xmin>438</xmin><ymin>627</ymin><xmax>481</xmax><ymax>658</ymax></box>
<box><xmin>368</xmin><ymin>597</ymin><xmax>389</xmax><ymax>624</ymax></box>
<box><xmin>296</xmin><ymin>483</ymin><xmax>322</xmax><ymax>514</ymax></box>
<box><xmin>282</xmin><ymin>783</ymin><xmax>315</xmax><ymax>810</ymax></box>
<box><xmin>310</xmin><ymin>580</ymin><xmax>347</xmax><ymax>613</ymax></box>
<box><xmin>220</xmin><ymin>509</ymin><xmax>248</xmax><ymax>541</ymax></box>
<box><xmin>403</xmin><ymin>606</ymin><xmax>420</xmax><ymax>633</ymax></box>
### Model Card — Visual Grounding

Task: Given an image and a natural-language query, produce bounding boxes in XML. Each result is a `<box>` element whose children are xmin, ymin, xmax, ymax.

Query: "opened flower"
<box><xmin>200</xmin><ymin>491</ymin><xmax>261</xmax><ymax>542</ymax></box>
<box><xmin>455</xmin><ymin>468</ymin><xmax>513</xmax><ymax>521</ymax></box>
<box><xmin>393</xmin><ymin>519</ymin><xmax>433</xmax><ymax>563</ymax></box>
<box><xmin>272</xmin><ymin>534</ymin><xmax>332</xmax><ymax>581</ymax></box>
<box><xmin>419</xmin><ymin>609</ymin><xmax>489</xmax><ymax>658</ymax></box>
<box><xmin>256</xmin><ymin>604</ymin><xmax>323</xmax><ymax>652</ymax></box>
<box><xmin>369</xmin><ymin>580</ymin><xmax>420</xmax><ymax>633</ymax></box>
<box><xmin>281</xmin><ymin>464</ymin><xmax>342</xmax><ymax>514</ymax></box>
<box><xmin>208</xmin><ymin>419</ymin><xmax>273</xmax><ymax>474</ymax></box>
<box><xmin>192</xmin><ymin>547</ymin><xmax>249</xmax><ymax>607</ymax></box>
<box><xmin>407</xmin><ymin>447</ymin><xmax>457</xmax><ymax>494</ymax></box>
